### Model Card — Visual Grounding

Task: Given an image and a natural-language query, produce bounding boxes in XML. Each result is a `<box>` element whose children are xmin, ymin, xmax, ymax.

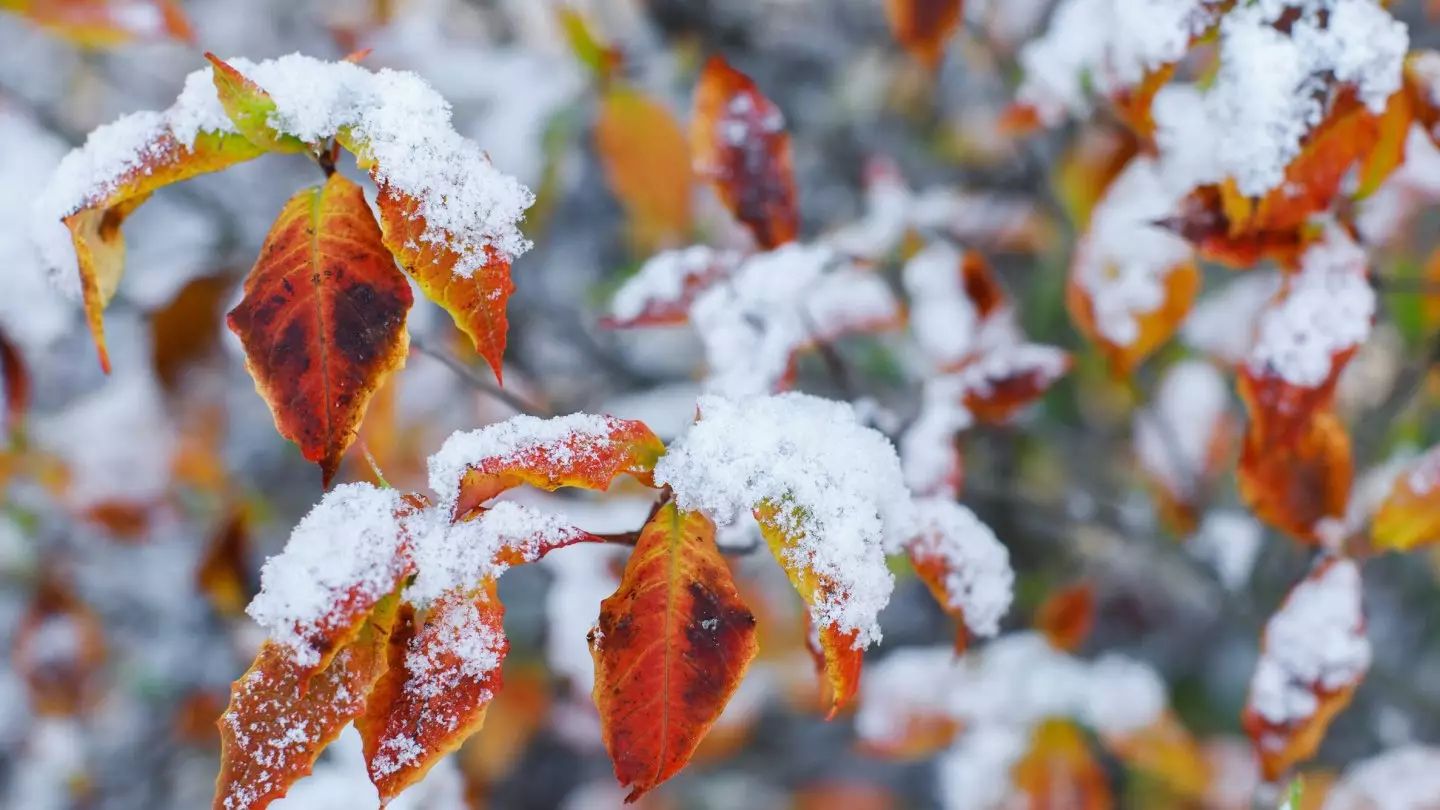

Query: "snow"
<box><xmin>0</xmin><ymin>107</ymin><xmax>74</xmax><ymax>353</ymax></box>
<box><xmin>1182</xmin><ymin>272</ymin><xmax>1283</xmax><ymax>366</ymax></box>
<box><xmin>1407</xmin><ymin>445</ymin><xmax>1440</xmax><ymax>496</ymax></box>
<box><xmin>1187</xmin><ymin>510</ymin><xmax>1263</xmax><ymax>592</ymax></box>
<box><xmin>906</xmin><ymin>498</ymin><xmax>1014</xmax><ymax>638</ymax></box>
<box><xmin>608</xmin><ymin>246</ymin><xmax>742</xmax><ymax>325</ymax></box>
<box><xmin>245</xmin><ymin>483</ymin><xmax>410</xmax><ymax>668</ymax></box>
<box><xmin>655</xmin><ymin>393</ymin><xmax>915</xmax><ymax>646</ymax></box>
<box><xmin>854</xmin><ymin>646</ymin><xmax>958</xmax><ymax>746</ymax></box>
<box><xmin>901</xmin><ymin>378</ymin><xmax>972</xmax><ymax>498</ymax></box>
<box><xmin>1247</xmin><ymin>224</ymin><xmax>1375</xmax><ymax>389</ymax></box>
<box><xmin>903</xmin><ymin>242</ymin><xmax>980</xmax><ymax>368</ymax></box>
<box><xmin>1133</xmin><ymin>359</ymin><xmax>1228</xmax><ymax>499</ymax></box>
<box><xmin>820</xmin><ymin>158</ymin><xmax>911</xmax><ymax>261</ymax></box>
<box><xmin>953</xmin><ymin>342</ymin><xmax>1069</xmax><ymax>401</ymax></box>
<box><xmin>270</xmin><ymin>725</ymin><xmax>467</xmax><ymax>810</ymax></box>
<box><xmin>1323</xmin><ymin>746</ymin><xmax>1440</xmax><ymax>810</ymax></box>
<box><xmin>1248</xmin><ymin>558</ymin><xmax>1370</xmax><ymax>726</ymax></box>
<box><xmin>35</xmin><ymin>52</ymin><xmax>535</xmax><ymax>294</ymax></box>
<box><xmin>937</xmin><ymin>724</ymin><xmax>1028</xmax><ymax>810</ymax></box>
<box><xmin>400</xmin><ymin>596</ymin><xmax>504</xmax><ymax>702</ymax></box>
<box><xmin>426</xmin><ymin>412</ymin><xmax>625</xmax><ymax>513</ymax></box>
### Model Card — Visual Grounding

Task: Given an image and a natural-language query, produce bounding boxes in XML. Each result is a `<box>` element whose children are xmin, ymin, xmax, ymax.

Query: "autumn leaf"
<box><xmin>0</xmin><ymin>326</ymin><xmax>30</xmax><ymax>442</ymax></box>
<box><xmin>1370</xmin><ymin>445</ymin><xmax>1440</xmax><ymax>553</ymax></box>
<box><xmin>1110</xmin><ymin>64</ymin><xmax>1177</xmax><ymax>145</ymax></box>
<box><xmin>197</xmin><ymin>504</ymin><xmax>253</xmax><ymax>618</ymax></box>
<box><xmin>1012</xmin><ymin>719</ymin><xmax>1113</xmax><ymax>809</ymax></box>
<box><xmin>558</xmin><ymin>6</ymin><xmax>622</xmax><ymax>81</ymax></box>
<box><xmin>1066</xmin><ymin>256</ymin><xmax>1199</xmax><ymax>377</ymax></box>
<box><xmin>215</xmin><ymin>594</ymin><xmax>399</xmax><ymax>810</ymax></box>
<box><xmin>430</xmin><ymin>414</ymin><xmax>665</xmax><ymax>520</ymax></box>
<box><xmin>227</xmin><ymin>172</ymin><xmax>413</xmax><ymax>488</ymax></box>
<box><xmin>1158</xmin><ymin>186</ymin><xmax>1305</xmax><ymax>269</ymax></box>
<box><xmin>359</xmin><ymin>583</ymin><xmax>508</xmax><ymax>802</ymax></box>
<box><xmin>4</xmin><ymin>0</ymin><xmax>192</xmax><ymax>47</ymax></box>
<box><xmin>204</xmin><ymin>54</ymin><xmax>309</xmax><ymax>153</ymax></box>
<box><xmin>1355</xmin><ymin>89</ymin><xmax>1411</xmax><ymax>200</ymax></box>
<box><xmin>960</xmin><ymin>344</ymin><xmax>1073</xmax><ymax>424</ymax></box>
<box><xmin>1036</xmin><ymin>582</ymin><xmax>1095</xmax><ymax>653</ymax></box>
<box><xmin>13</xmin><ymin>574</ymin><xmax>106</xmax><ymax>716</ymax></box>
<box><xmin>691</xmin><ymin>55</ymin><xmax>799</xmax><ymax>250</ymax></box>
<box><xmin>601</xmin><ymin>247</ymin><xmax>742</xmax><ymax>328</ymax></box>
<box><xmin>882</xmin><ymin>0</ymin><xmax>963</xmax><ymax>71</ymax></box>
<box><xmin>60</xmin><ymin>130</ymin><xmax>263</xmax><ymax>373</ymax></box>
<box><xmin>150</xmin><ymin>273</ymin><xmax>233</xmax><ymax>391</ymax></box>
<box><xmin>1053</xmin><ymin>125</ymin><xmax>1140</xmax><ymax>231</ymax></box>
<box><xmin>1237</xmin><ymin>411</ymin><xmax>1353</xmax><ymax>544</ymax></box>
<box><xmin>597</xmin><ymin>86</ymin><xmax>694</xmax><ymax>252</ymax></box>
<box><xmin>590</xmin><ymin>502</ymin><xmax>759</xmax><ymax>801</ymax></box>
<box><xmin>1102</xmin><ymin>711</ymin><xmax>1211</xmax><ymax>801</ymax></box>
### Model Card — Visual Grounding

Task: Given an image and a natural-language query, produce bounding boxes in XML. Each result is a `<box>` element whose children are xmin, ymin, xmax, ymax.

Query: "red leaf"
<box><xmin>1036</xmin><ymin>582</ymin><xmax>1095</xmax><ymax>653</ymax></box>
<box><xmin>691</xmin><ymin>55</ymin><xmax>799</xmax><ymax>250</ymax></box>
<box><xmin>883</xmin><ymin>0</ymin><xmax>964</xmax><ymax>71</ymax></box>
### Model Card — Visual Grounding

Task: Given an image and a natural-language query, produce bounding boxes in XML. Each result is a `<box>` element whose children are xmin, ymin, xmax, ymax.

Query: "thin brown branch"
<box><xmin>409</xmin><ymin>333</ymin><xmax>548</xmax><ymax>417</ymax></box>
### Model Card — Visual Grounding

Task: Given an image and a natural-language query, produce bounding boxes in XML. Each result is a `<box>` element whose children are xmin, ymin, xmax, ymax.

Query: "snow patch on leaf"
<box><xmin>906</xmin><ymin>498</ymin><xmax>1014</xmax><ymax>637</ymax></box>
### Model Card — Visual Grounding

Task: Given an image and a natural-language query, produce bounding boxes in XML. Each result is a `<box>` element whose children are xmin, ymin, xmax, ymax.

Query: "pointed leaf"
<box><xmin>958</xmin><ymin>344</ymin><xmax>1072</xmax><ymax>424</ymax></box>
<box><xmin>904</xmin><ymin>498</ymin><xmax>1014</xmax><ymax>653</ymax></box>
<box><xmin>603</xmin><ymin>246</ymin><xmax>743</xmax><ymax>328</ymax></box>
<box><xmin>0</xmin><ymin>326</ymin><xmax>30</xmax><ymax>441</ymax></box>
<box><xmin>1238</xmin><ymin>411</ymin><xmax>1353</xmax><ymax>544</ymax></box>
<box><xmin>1102</xmin><ymin>711</ymin><xmax>1211</xmax><ymax>801</ymax></box>
<box><xmin>597</xmin><ymin>86</ymin><xmax>693</xmax><ymax>252</ymax></box>
<box><xmin>1067</xmin><ymin>255</ymin><xmax>1199</xmax><ymax>377</ymax></box>
<box><xmin>215</xmin><ymin>594</ymin><xmax>399</xmax><ymax>810</ymax></box>
<box><xmin>590</xmin><ymin>502</ymin><xmax>759</xmax><ymax>801</ymax></box>
<box><xmin>1036</xmin><ymin>582</ymin><xmax>1095</xmax><ymax>653</ymax></box>
<box><xmin>558</xmin><ymin>6</ymin><xmax>622</xmax><ymax>80</ymax></box>
<box><xmin>1371</xmin><ymin>445</ymin><xmax>1440</xmax><ymax>552</ymax></box>
<box><xmin>691</xmin><ymin>55</ymin><xmax>798</xmax><ymax>250</ymax></box>
<box><xmin>882</xmin><ymin>0</ymin><xmax>963</xmax><ymax>71</ymax></box>
<box><xmin>204</xmin><ymin>54</ymin><xmax>309</xmax><ymax>153</ymax></box>
<box><xmin>1355</xmin><ymin>89</ymin><xmax>1411</xmax><ymax>199</ymax></box>
<box><xmin>1013</xmin><ymin>719</ymin><xmax>1113</xmax><ymax>809</ymax></box>
<box><xmin>358</xmin><ymin>582</ymin><xmax>507</xmax><ymax>802</ymax></box>
<box><xmin>428</xmin><ymin>414</ymin><xmax>665</xmax><ymax>519</ymax></box>
<box><xmin>227</xmin><ymin>173</ymin><xmax>413</xmax><ymax>488</ymax></box>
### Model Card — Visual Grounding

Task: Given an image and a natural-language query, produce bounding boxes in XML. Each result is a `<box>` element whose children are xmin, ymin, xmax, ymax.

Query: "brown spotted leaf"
<box><xmin>433</xmin><ymin>414</ymin><xmax>665</xmax><ymax>520</ymax></box>
<box><xmin>1370</xmin><ymin>445</ymin><xmax>1440</xmax><ymax>553</ymax></box>
<box><xmin>358</xmin><ymin>582</ymin><xmax>508</xmax><ymax>802</ymax></box>
<box><xmin>691</xmin><ymin>55</ymin><xmax>798</xmax><ymax>250</ymax></box>
<box><xmin>596</xmin><ymin>86</ymin><xmax>693</xmax><ymax>252</ymax></box>
<box><xmin>883</xmin><ymin>0</ymin><xmax>963</xmax><ymax>71</ymax></box>
<box><xmin>590</xmin><ymin>502</ymin><xmax>759</xmax><ymax>802</ymax></box>
<box><xmin>227</xmin><ymin>172</ymin><xmax>413</xmax><ymax>488</ymax></box>
<box><xmin>215</xmin><ymin>594</ymin><xmax>399</xmax><ymax>810</ymax></box>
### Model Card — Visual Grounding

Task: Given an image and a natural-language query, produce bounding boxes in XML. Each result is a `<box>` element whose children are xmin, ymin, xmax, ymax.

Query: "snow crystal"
<box><xmin>426</xmin><ymin>412</ymin><xmax>622</xmax><ymax>513</ymax></box>
<box><xmin>907</xmin><ymin>498</ymin><xmax>1014</xmax><ymax>638</ymax></box>
<box><xmin>1134</xmin><ymin>359</ymin><xmax>1228</xmax><ymax>498</ymax></box>
<box><xmin>608</xmin><ymin>246</ymin><xmax>742</xmax><ymax>325</ymax></box>
<box><xmin>402</xmin><ymin>596</ymin><xmax>505</xmax><ymax>701</ymax></box>
<box><xmin>1188</xmin><ymin>510</ymin><xmax>1263</xmax><ymax>592</ymax></box>
<box><xmin>245</xmin><ymin>483</ymin><xmax>409</xmax><ymax>668</ymax></box>
<box><xmin>655</xmin><ymin>393</ymin><xmax>915</xmax><ymax>646</ymax></box>
<box><xmin>270</xmin><ymin>725</ymin><xmax>467</xmax><ymax>810</ymax></box>
<box><xmin>1248</xmin><ymin>558</ymin><xmax>1370</xmax><ymax>726</ymax></box>
<box><xmin>903</xmin><ymin>242</ymin><xmax>980</xmax><ymax>368</ymax></box>
<box><xmin>35</xmin><ymin>52</ymin><xmax>535</xmax><ymax>294</ymax></box>
<box><xmin>404</xmin><ymin>501</ymin><xmax>586</xmax><ymax>606</ymax></box>
<box><xmin>1247</xmin><ymin>224</ymin><xmax>1375</xmax><ymax>389</ymax></box>
<box><xmin>1324</xmin><ymin>746</ymin><xmax>1440</xmax><ymax>810</ymax></box>
<box><xmin>1182</xmin><ymin>272</ymin><xmax>1283</xmax><ymax>365</ymax></box>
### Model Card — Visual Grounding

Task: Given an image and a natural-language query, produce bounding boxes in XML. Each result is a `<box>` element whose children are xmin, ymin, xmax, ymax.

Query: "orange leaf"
<box><xmin>13</xmin><ymin>574</ymin><xmax>106</xmax><ymax>716</ymax></box>
<box><xmin>431</xmin><ymin>414</ymin><xmax>665</xmax><ymax>520</ymax></box>
<box><xmin>60</xmin><ymin>130</ymin><xmax>263</xmax><ymax>373</ymax></box>
<box><xmin>1242</xmin><ymin>558</ymin><xmax>1368</xmax><ymax>782</ymax></box>
<box><xmin>602</xmin><ymin>247</ymin><xmax>742</xmax><ymax>328</ymax></box>
<box><xmin>596</xmin><ymin>87</ymin><xmax>693</xmax><ymax>252</ymax></box>
<box><xmin>215</xmin><ymin>594</ymin><xmax>399</xmax><ymax>810</ymax></box>
<box><xmin>150</xmin><ymin>273</ymin><xmax>233</xmax><ymax>391</ymax></box>
<box><xmin>882</xmin><ymin>0</ymin><xmax>963</xmax><ymax>71</ymax></box>
<box><xmin>6</xmin><ymin>0</ymin><xmax>192</xmax><ymax>47</ymax></box>
<box><xmin>1110</xmin><ymin>64</ymin><xmax>1177</xmax><ymax>145</ymax></box>
<box><xmin>197</xmin><ymin>504</ymin><xmax>253</xmax><ymax>618</ymax></box>
<box><xmin>590</xmin><ymin>502</ymin><xmax>759</xmax><ymax>801</ymax></box>
<box><xmin>204</xmin><ymin>54</ymin><xmax>309</xmax><ymax>154</ymax></box>
<box><xmin>359</xmin><ymin>582</ymin><xmax>508</xmax><ymax>802</ymax></box>
<box><xmin>959</xmin><ymin>344</ymin><xmax>1072</xmax><ymax>424</ymax></box>
<box><xmin>1237</xmin><ymin>411</ymin><xmax>1353</xmax><ymax>544</ymax></box>
<box><xmin>1102</xmin><ymin>711</ymin><xmax>1211</xmax><ymax>800</ymax></box>
<box><xmin>1370</xmin><ymin>445</ymin><xmax>1440</xmax><ymax>552</ymax></box>
<box><xmin>1053</xmin><ymin>125</ymin><xmax>1140</xmax><ymax>231</ymax></box>
<box><xmin>1066</xmin><ymin>255</ymin><xmax>1199</xmax><ymax>377</ymax></box>
<box><xmin>904</xmin><ymin>499</ymin><xmax>1013</xmax><ymax>652</ymax></box>
<box><xmin>1159</xmin><ymin>186</ymin><xmax>1305</xmax><ymax>269</ymax></box>
<box><xmin>1355</xmin><ymin>89</ymin><xmax>1412</xmax><ymax>200</ymax></box>
<box><xmin>691</xmin><ymin>55</ymin><xmax>799</xmax><ymax>250</ymax></box>
<box><xmin>1012</xmin><ymin>719</ymin><xmax>1113</xmax><ymax>810</ymax></box>
<box><xmin>1036</xmin><ymin>582</ymin><xmax>1094</xmax><ymax>653</ymax></box>
<box><xmin>227</xmin><ymin>172</ymin><xmax>413</xmax><ymax>488</ymax></box>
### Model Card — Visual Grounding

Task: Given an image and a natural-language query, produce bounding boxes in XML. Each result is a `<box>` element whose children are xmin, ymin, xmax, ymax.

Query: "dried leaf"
<box><xmin>215</xmin><ymin>594</ymin><xmax>399</xmax><ymax>810</ymax></box>
<box><xmin>590</xmin><ymin>502</ymin><xmax>759</xmax><ymax>801</ymax></box>
<box><xmin>227</xmin><ymin>172</ymin><xmax>413</xmax><ymax>488</ymax></box>
<box><xmin>1370</xmin><ymin>445</ymin><xmax>1440</xmax><ymax>553</ymax></box>
<box><xmin>883</xmin><ymin>0</ymin><xmax>963</xmax><ymax>71</ymax></box>
<box><xmin>596</xmin><ymin>87</ymin><xmax>693</xmax><ymax>252</ymax></box>
<box><xmin>691</xmin><ymin>55</ymin><xmax>799</xmax><ymax>250</ymax></box>
<box><xmin>1036</xmin><ymin>582</ymin><xmax>1095</xmax><ymax>653</ymax></box>
<box><xmin>1237</xmin><ymin>411</ymin><xmax>1353</xmax><ymax>544</ymax></box>
<box><xmin>359</xmin><ymin>583</ymin><xmax>508</xmax><ymax>802</ymax></box>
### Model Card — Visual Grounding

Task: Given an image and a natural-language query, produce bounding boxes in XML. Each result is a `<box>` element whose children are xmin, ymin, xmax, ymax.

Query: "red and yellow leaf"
<box><xmin>204</xmin><ymin>54</ymin><xmax>309</xmax><ymax>153</ymax></box>
<box><xmin>1237</xmin><ymin>412</ymin><xmax>1353</xmax><ymax>544</ymax></box>
<box><xmin>590</xmin><ymin>502</ymin><xmax>759</xmax><ymax>801</ymax></box>
<box><xmin>0</xmin><ymin>326</ymin><xmax>30</xmax><ymax>441</ymax></box>
<box><xmin>227</xmin><ymin>172</ymin><xmax>413</xmax><ymax>488</ymax></box>
<box><xmin>442</xmin><ymin>415</ymin><xmax>665</xmax><ymax>519</ymax></box>
<box><xmin>4</xmin><ymin>0</ymin><xmax>192</xmax><ymax>47</ymax></box>
<box><xmin>1110</xmin><ymin>64</ymin><xmax>1177</xmax><ymax>145</ymax></box>
<box><xmin>63</xmin><ymin>130</ymin><xmax>263</xmax><ymax>372</ymax></box>
<box><xmin>596</xmin><ymin>87</ymin><xmax>693</xmax><ymax>252</ymax></box>
<box><xmin>960</xmin><ymin>345</ymin><xmax>1073</xmax><ymax>424</ymax></box>
<box><xmin>883</xmin><ymin>0</ymin><xmax>963</xmax><ymax>71</ymax></box>
<box><xmin>1012</xmin><ymin>719</ymin><xmax>1113</xmax><ymax>810</ymax></box>
<box><xmin>558</xmin><ymin>6</ymin><xmax>622</xmax><ymax>81</ymax></box>
<box><xmin>215</xmin><ymin>595</ymin><xmax>399</xmax><ymax>810</ymax></box>
<box><xmin>691</xmin><ymin>55</ymin><xmax>799</xmax><ymax>250</ymax></box>
<box><xmin>1053</xmin><ymin>125</ymin><xmax>1140</xmax><ymax>231</ymax></box>
<box><xmin>150</xmin><ymin>273</ymin><xmax>233</xmax><ymax>392</ymax></box>
<box><xmin>1370</xmin><ymin>445</ymin><xmax>1440</xmax><ymax>553</ymax></box>
<box><xmin>1036</xmin><ymin>581</ymin><xmax>1095</xmax><ymax>653</ymax></box>
<box><xmin>359</xmin><ymin>583</ymin><xmax>508</xmax><ymax>802</ymax></box>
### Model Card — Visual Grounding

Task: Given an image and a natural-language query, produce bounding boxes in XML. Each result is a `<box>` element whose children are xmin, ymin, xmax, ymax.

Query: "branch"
<box><xmin>409</xmin><ymin>334</ymin><xmax>548</xmax><ymax>417</ymax></box>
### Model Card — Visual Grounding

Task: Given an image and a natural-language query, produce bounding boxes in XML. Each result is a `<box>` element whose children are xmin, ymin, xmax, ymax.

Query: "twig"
<box><xmin>409</xmin><ymin>334</ymin><xmax>548</xmax><ymax>417</ymax></box>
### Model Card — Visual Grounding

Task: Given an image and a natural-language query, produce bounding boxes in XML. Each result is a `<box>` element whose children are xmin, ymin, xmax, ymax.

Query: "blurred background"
<box><xmin>4</xmin><ymin>1</ymin><xmax>1440</xmax><ymax>808</ymax></box>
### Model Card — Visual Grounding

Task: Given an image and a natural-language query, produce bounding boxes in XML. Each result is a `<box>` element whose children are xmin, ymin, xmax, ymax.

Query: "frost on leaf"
<box><xmin>655</xmin><ymin>393</ymin><xmax>915</xmax><ymax>714</ymax></box>
<box><xmin>590</xmin><ymin>502</ymin><xmax>758</xmax><ymax>802</ymax></box>
<box><xmin>426</xmin><ymin>413</ymin><xmax>664</xmax><ymax>520</ymax></box>
<box><xmin>1133</xmin><ymin>359</ymin><xmax>1234</xmax><ymax>533</ymax></box>
<box><xmin>691</xmin><ymin>55</ymin><xmax>798</xmax><ymax>250</ymax></box>
<box><xmin>245</xmin><ymin>483</ymin><xmax>414</xmax><ymax>674</ymax></box>
<box><xmin>227</xmin><ymin>173</ymin><xmax>413</xmax><ymax>488</ymax></box>
<box><xmin>603</xmin><ymin>245</ymin><xmax>743</xmax><ymax>328</ymax></box>
<box><xmin>883</xmin><ymin>0</ymin><xmax>963</xmax><ymax>70</ymax></box>
<box><xmin>216</xmin><ymin>595</ymin><xmax>399</xmax><ymax>810</ymax></box>
<box><xmin>1370</xmin><ymin>444</ymin><xmax>1440</xmax><ymax>553</ymax></box>
<box><xmin>904</xmin><ymin>498</ymin><xmax>1015</xmax><ymax>653</ymax></box>
<box><xmin>358</xmin><ymin>583</ymin><xmax>507</xmax><ymax>803</ymax></box>
<box><xmin>1243</xmin><ymin>557</ymin><xmax>1369</xmax><ymax>781</ymax></box>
